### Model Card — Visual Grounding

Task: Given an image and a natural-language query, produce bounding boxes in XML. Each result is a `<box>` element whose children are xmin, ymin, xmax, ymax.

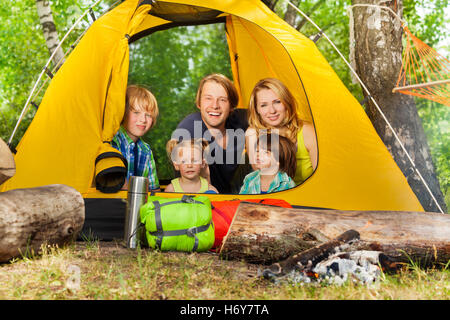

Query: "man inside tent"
<box><xmin>173</xmin><ymin>73</ymin><xmax>249</xmax><ymax>194</ymax></box>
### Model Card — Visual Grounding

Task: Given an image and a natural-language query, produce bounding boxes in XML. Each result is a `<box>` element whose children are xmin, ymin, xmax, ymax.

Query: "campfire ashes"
<box><xmin>259</xmin><ymin>230</ymin><xmax>396</xmax><ymax>286</ymax></box>
<box><xmin>285</xmin><ymin>250</ymin><xmax>383</xmax><ymax>286</ymax></box>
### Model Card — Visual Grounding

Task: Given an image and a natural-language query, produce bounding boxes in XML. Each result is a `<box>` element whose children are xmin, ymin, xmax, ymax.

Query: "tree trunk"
<box><xmin>0</xmin><ymin>184</ymin><xmax>85</xmax><ymax>263</ymax></box>
<box><xmin>261</xmin><ymin>0</ymin><xmax>278</xmax><ymax>11</ymax></box>
<box><xmin>283</xmin><ymin>0</ymin><xmax>299</xmax><ymax>27</ymax></box>
<box><xmin>35</xmin><ymin>0</ymin><xmax>65</xmax><ymax>68</ymax></box>
<box><xmin>0</xmin><ymin>138</ymin><xmax>15</xmax><ymax>185</ymax></box>
<box><xmin>351</xmin><ymin>0</ymin><xmax>446</xmax><ymax>213</ymax></box>
<box><xmin>219</xmin><ymin>202</ymin><xmax>450</xmax><ymax>266</ymax></box>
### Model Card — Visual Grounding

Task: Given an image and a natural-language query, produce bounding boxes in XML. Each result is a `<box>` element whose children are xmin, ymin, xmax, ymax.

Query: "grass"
<box><xmin>0</xmin><ymin>241</ymin><xmax>448</xmax><ymax>300</ymax></box>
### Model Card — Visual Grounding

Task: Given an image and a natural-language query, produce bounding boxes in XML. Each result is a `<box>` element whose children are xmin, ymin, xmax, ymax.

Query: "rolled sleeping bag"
<box><xmin>95</xmin><ymin>143</ymin><xmax>127</xmax><ymax>193</ymax></box>
<box><xmin>140</xmin><ymin>195</ymin><xmax>215</xmax><ymax>252</ymax></box>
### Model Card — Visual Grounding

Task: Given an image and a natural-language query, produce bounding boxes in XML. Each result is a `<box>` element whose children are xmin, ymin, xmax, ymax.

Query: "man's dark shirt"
<box><xmin>174</xmin><ymin>109</ymin><xmax>249</xmax><ymax>194</ymax></box>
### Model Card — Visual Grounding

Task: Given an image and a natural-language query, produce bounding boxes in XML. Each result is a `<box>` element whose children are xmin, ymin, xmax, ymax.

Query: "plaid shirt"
<box><xmin>239</xmin><ymin>170</ymin><xmax>295</xmax><ymax>194</ymax></box>
<box><xmin>111</xmin><ymin>126</ymin><xmax>159</xmax><ymax>190</ymax></box>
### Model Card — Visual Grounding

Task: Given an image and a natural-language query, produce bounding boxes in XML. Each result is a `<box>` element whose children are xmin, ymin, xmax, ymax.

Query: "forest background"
<box><xmin>0</xmin><ymin>0</ymin><xmax>448</xmax><ymax>208</ymax></box>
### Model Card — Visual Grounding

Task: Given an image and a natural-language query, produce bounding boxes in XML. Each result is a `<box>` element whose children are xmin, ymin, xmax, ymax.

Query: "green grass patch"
<box><xmin>0</xmin><ymin>242</ymin><xmax>448</xmax><ymax>300</ymax></box>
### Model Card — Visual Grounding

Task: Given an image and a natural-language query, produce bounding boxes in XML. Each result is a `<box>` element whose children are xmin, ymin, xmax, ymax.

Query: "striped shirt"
<box><xmin>111</xmin><ymin>126</ymin><xmax>159</xmax><ymax>190</ymax></box>
<box><xmin>239</xmin><ymin>170</ymin><xmax>295</xmax><ymax>194</ymax></box>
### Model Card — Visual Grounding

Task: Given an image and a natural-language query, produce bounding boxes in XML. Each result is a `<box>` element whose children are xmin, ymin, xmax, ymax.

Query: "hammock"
<box><xmin>393</xmin><ymin>25</ymin><xmax>450</xmax><ymax>106</ymax></box>
<box><xmin>348</xmin><ymin>3</ymin><xmax>449</xmax><ymax>107</ymax></box>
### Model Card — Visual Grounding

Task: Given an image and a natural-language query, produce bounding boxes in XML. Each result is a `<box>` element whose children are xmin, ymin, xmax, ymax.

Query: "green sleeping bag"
<box><xmin>140</xmin><ymin>195</ymin><xmax>215</xmax><ymax>252</ymax></box>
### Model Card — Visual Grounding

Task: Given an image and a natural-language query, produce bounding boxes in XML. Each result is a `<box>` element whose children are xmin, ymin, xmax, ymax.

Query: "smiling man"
<box><xmin>174</xmin><ymin>74</ymin><xmax>249</xmax><ymax>194</ymax></box>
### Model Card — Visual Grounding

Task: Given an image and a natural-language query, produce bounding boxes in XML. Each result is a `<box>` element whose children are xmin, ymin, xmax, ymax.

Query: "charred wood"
<box><xmin>262</xmin><ymin>230</ymin><xmax>360</xmax><ymax>278</ymax></box>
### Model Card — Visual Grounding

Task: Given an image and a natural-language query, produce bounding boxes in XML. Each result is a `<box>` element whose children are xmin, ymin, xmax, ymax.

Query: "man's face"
<box><xmin>197</xmin><ymin>80</ymin><xmax>231</xmax><ymax>131</ymax></box>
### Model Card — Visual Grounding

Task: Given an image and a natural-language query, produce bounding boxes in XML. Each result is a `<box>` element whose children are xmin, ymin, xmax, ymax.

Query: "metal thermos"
<box><xmin>124</xmin><ymin>176</ymin><xmax>149</xmax><ymax>249</ymax></box>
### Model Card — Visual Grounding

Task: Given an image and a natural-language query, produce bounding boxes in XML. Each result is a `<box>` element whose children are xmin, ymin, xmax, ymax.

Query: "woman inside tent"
<box><xmin>245</xmin><ymin>78</ymin><xmax>318</xmax><ymax>186</ymax></box>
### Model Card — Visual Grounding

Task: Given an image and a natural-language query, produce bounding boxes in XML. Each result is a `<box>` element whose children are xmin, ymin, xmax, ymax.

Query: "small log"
<box><xmin>0</xmin><ymin>184</ymin><xmax>85</xmax><ymax>263</ymax></box>
<box><xmin>0</xmin><ymin>137</ymin><xmax>15</xmax><ymax>185</ymax></box>
<box><xmin>219</xmin><ymin>202</ymin><xmax>450</xmax><ymax>266</ymax></box>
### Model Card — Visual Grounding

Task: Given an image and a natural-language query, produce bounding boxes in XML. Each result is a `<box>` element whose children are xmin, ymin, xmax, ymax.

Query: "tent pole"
<box><xmin>286</xmin><ymin>1</ymin><xmax>444</xmax><ymax>214</ymax></box>
<box><xmin>7</xmin><ymin>0</ymin><xmax>105</xmax><ymax>147</ymax></box>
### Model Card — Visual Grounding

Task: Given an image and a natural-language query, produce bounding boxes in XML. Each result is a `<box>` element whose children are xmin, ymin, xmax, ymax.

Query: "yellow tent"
<box><xmin>1</xmin><ymin>0</ymin><xmax>423</xmax><ymax>214</ymax></box>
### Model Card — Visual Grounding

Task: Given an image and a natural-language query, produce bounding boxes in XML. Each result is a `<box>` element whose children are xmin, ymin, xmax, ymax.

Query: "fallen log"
<box><xmin>0</xmin><ymin>137</ymin><xmax>15</xmax><ymax>185</ymax></box>
<box><xmin>219</xmin><ymin>202</ymin><xmax>450</xmax><ymax>266</ymax></box>
<box><xmin>0</xmin><ymin>184</ymin><xmax>85</xmax><ymax>263</ymax></box>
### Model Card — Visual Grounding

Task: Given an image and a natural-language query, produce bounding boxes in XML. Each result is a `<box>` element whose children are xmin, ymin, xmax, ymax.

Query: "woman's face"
<box><xmin>255</xmin><ymin>88</ymin><xmax>287</xmax><ymax>128</ymax></box>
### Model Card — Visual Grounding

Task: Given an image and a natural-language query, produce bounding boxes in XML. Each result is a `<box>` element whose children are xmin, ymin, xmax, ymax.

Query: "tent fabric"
<box><xmin>1</xmin><ymin>0</ymin><xmax>423</xmax><ymax>212</ymax></box>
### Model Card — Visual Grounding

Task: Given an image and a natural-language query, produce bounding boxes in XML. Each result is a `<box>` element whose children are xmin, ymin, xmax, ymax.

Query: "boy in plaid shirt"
<box><xmin>112</xmin><ymin>85</ymin><xmax>160</xmax><ymax>191</ymax></box>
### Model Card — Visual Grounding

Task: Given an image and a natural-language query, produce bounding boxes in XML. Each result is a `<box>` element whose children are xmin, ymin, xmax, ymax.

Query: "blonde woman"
<box><xmin>246</xmin><ymin>78</ymin><xmax>317</xmax><ymax>185</ymax></box>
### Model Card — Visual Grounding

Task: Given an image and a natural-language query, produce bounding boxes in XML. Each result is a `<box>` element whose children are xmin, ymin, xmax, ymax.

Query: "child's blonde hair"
<box><xmin>124</xmin><ymin>85</ymin><xmax>159</xmax><ymax>129</ymax></box>
<box><xmin>248</xmin><ymin>78</ymin><xmax>300</xmax><ymax>142</ymax></box>
<box><xmin>166</xmin><ymin>138</ymin><xmax>209</xmax><ymax>165</ymax></box>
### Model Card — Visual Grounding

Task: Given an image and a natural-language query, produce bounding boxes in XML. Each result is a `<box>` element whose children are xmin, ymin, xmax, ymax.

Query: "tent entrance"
<box><xmin>129</xmin><ymin>17</ymin><xmax>226</xmax><ymax>43</ymax></box>
<box><xmin>128</xmin><ymin>9</ymin><xmax>315</xmax><ymax>190</ymax></box>
<box><xmin>130</xmin><ymin>1</ymin><xmax>227</xmax><ymax>43</ymax></box>
<box><xmin>132</xmin><ymin>9</ymin><xmax>313</xmax><ymax>122</ymax></box>
<box><xmin>149</xmin><ymin>1</ymin><xmax>222</xmax><ymax>22</ymax></box>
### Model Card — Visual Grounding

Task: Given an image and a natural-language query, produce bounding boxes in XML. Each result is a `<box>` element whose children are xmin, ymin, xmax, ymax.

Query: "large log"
<box><xmin>219</xmin><ymin>202</ymin><xmax>450</xmax><ymax>266</ymax></box>
<box><xmin>0</xmin><ymin>184</ymin><xmax>85</xmax><ymax>263</ymax></box>
<box><xmin>0</xmin><ymin>137</ymin><xmax>15</xmax><ymax>185</ymax></box>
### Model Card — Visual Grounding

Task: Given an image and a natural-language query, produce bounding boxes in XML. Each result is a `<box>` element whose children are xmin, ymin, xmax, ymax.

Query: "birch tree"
<box><xmin>35</xmin><ymin>0</ymin><xmax>65</xmax><ymax>68</ymax></box>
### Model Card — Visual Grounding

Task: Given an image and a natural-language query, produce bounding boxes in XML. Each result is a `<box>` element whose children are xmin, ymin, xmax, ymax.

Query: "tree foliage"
<box><xmin>0</xmin><ymin>0</ymin><xmax>115</xmax><ymax>146</ymax></box>
<box><xmin>403</xmin><ymin>0</ymin><xmax>449</xmax><ymax>47</ymax></box>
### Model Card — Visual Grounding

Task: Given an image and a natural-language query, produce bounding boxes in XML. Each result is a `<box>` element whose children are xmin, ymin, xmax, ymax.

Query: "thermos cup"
<box><xmin>124</xmin><ymin>176</ymin><xmax>149</xmax><ymax>248</ymax></box>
